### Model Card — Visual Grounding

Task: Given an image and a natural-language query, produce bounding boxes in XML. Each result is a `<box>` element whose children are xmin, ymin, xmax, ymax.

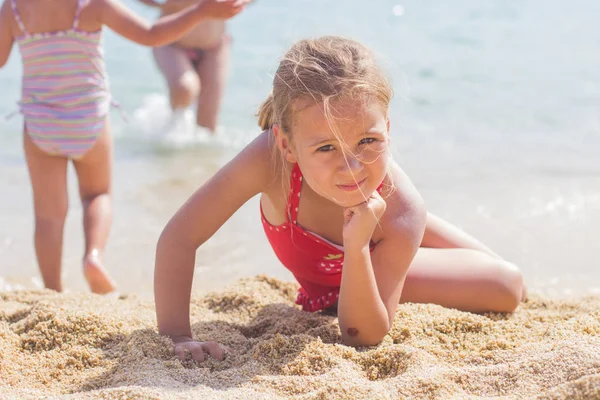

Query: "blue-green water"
<box><xmin>0</xmin><ymin>0</ymin><xmax>598</xmax><ymax>298</ymax></box>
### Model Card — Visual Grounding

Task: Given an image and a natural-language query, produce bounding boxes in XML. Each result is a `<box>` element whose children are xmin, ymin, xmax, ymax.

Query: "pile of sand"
<box><xmin>1</xmin><ymin>275</ymin><xmax>599</xmax><ymax>399</ymax></box>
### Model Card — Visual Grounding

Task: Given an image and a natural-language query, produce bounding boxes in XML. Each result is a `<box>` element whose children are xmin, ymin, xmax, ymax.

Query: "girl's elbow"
<box><xmin>135</xmin><ymin>28</ymin><xmax>167</xmax><ymax>47</ymax></box>
<box><xmin>342</xmin><ymin>331</ymin><xmax>387</xmax><ymax>348</ymax></box>
<box><xmin>340</xmin><ymin>322</ymin><xmax>390</xmax><ymax>347</ymax></box>
<box><xmin>138</xmin><ymin>35</ymin><xmax>161</xmax><ymax>47</ymax></box>
<box><xmin>157</xmin><ymin>216</ymin><xmax>200</xmax><ymax>255</ymax></box>
<box><xmin>145</xmin><ymin>36</ymin><xmax>167</xmax><ymax>47</ymax></box>
<box><xmin>157</xmin><ymin>222</ymin><xmax>184</xmax><ymax>255</ymax></box>
<box><xmin>157</xmin><ymin>223</ymin><xmax>174</xmax><ymax>247</ymax></box>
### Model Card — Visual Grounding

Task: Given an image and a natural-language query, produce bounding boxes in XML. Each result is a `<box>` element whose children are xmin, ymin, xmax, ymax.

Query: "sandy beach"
<box><xmin>1</xmin><ymin>275</ymin><xmax>599</xmax><ymax>399</ymax></box>
<box><xmin>0</xmin><ymin>0</ymin><xmax>598</xmax><ymax>398</ymax></box>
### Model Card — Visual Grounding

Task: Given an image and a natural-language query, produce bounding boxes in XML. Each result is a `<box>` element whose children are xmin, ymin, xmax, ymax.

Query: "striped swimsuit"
<box><xmin>11</xmin><ymin>0</ymin><xmax>112</xmax><ymax>159</ymax></box>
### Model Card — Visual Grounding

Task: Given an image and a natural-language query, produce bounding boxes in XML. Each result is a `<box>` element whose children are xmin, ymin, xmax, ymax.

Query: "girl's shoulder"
<box><xmin>0</xmin><ymin>0</ymin><xmax>17</xmax><ymax>35</ymax></box>
<box><xmin>232</xmin><ymin>129</ymin><xmax>283</xmax><ymax>193</ymax></box>
<box><xmin>375</xmin><ymin>162</ymin><xmax>427</xmax><ymax>239</ymax></box>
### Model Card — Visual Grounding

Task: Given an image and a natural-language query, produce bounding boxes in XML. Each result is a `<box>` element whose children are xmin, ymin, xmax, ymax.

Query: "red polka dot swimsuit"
<box><xmin>260</xmin><ymin>164</ymin><xmax>381</xmax><ymax>312</ymax></box>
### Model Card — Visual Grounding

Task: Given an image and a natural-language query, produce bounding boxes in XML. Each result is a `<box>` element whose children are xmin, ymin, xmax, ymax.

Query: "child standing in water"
<box><xmin>138</xmin><ymin>0</ymin><xmax>234</xmax><ymax>134</ymax></box>
<box><xmin>0</xmin><ymin>0</ymin><xmax>248</xmax><ymax>294</ymax></box>
<box><xmin>154</xmin><ymin>36</ymin><xmax>527</xmax><ymax>361</ymax></box>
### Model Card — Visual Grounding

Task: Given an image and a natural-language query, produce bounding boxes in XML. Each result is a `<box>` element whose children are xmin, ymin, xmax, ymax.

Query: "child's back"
<box><xmin>10</xmin><ymin>0</ymin><xmax>110</xmax><ymax>157</ymax></box>
<box><xmin>9</xmin><ymin>0</ymin><xmax>100</xmax><ymax>33</ymax></box>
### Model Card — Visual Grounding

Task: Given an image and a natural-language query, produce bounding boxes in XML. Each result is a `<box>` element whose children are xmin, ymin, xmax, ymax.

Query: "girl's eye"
<box><xmin>317</xmin><ymin>144</ymin><xmax>335</xmax><ymax>152</ymax></box>
<box><xmin>359</xmin><ymin>137</ymin><xmax>377</xmax><ymax>145</ymax></box>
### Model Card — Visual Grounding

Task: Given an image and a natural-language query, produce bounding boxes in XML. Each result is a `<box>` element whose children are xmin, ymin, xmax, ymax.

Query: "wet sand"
<box><xmin>1</xmin><ymin>275</ymin><xmax>599</xmax><ymax>399</ymax></box>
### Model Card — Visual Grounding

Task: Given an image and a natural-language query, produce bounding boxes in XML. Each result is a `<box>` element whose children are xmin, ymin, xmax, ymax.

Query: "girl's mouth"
<box><xmin>337</xmin><ymin>178</ymin><xmax>366</xmax><ymax>192</ymax></box>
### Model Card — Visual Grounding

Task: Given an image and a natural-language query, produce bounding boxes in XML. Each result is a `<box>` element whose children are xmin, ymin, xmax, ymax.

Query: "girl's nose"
<box><xmin>339</xmin><ymin>152</ymin><xmax>363</xmax><ymax>173</ymax></box>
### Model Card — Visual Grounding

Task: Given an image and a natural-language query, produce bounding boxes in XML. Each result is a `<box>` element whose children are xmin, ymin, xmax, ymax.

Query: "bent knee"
<box><xmin>489</xmin><ymin>261</ymin><xmax>524</xmax><ymax>313</ymax></box>
<box><xmin>169</xmin><ymin>72</ymin><xmax>199</xmax><ymax>108</ymax></box>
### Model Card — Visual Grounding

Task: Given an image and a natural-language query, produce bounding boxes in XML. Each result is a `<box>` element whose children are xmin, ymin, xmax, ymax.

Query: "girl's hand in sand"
<box><xmin>172</xmin><ymin>336</ymin><xmax>227</xmax><ymax>362</ymax></box>
<box><xmin>342</xmin><ymin>191</ymin><xmax>387</xmax><ymax>249</ymax></box>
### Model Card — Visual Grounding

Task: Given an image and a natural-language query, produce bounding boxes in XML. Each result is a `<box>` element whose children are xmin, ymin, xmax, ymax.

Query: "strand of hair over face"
<box><xmin>257</xmin><ymin>36</ymin><xmax>396</xmax><ymax>208</ymax></box>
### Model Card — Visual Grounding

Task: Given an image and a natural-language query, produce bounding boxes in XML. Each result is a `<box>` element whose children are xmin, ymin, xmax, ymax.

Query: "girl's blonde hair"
<box><xmin>257</xmin><ymin>36</ymin><xmax>393</xmax><ymax>135</ymax></box>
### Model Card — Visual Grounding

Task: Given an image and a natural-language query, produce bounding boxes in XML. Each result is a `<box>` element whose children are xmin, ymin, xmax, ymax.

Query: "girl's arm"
<box><xmin>98</xmin><ymin>0</ymin><xmax>246</xmax><ymax>47</ymax></box>
<box><xmin>154</xmin><ymin>131</ymin><xmax>273</xmax><ymax>354</ymax></box>
<box><xmin>422</xmin><ymin>212</ymin><xmax>502</xmax><ymax>259</ymax></box>
<box><xmin>0</xmin><ymin>0</ymin><xmax>14</xmax><ymax>68</ymax></box>
<box><xmin>338</xmin><ymin>163</ymin><xmax>427</xmax><ymax>346</ymax></box>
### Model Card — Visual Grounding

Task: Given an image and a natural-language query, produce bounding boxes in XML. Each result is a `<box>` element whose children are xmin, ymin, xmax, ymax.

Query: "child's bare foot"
<box><xmin>83</xmin><ymin>249</ymin><xmax>116</xmax><ymax>294</ymax></box>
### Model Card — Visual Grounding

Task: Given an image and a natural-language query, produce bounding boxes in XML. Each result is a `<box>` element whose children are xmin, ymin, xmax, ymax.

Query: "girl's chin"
<box><xmin>331</xmin><ymin>191</ymin><xmax>377</xmax><ymax>208</ymax></box>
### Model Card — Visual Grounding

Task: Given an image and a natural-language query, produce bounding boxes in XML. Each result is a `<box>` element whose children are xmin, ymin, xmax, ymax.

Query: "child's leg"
<box><xmin>152</xmin><ymin>45</ymin><xmax>200</xmax><ymax>110</ymax></box>
<box><xmin>400</xmin><ymin>212</ymin><xmax>526</xmax><ymax>313</ymax></box>
<box><xmin>23</xmin><ymin>132</ymin><xmax>69</xmax><ymax>292</ymax></box>
<box><xmin>71</xmin><ymin>125</ymin><xmax>115</xmax><ymax>294</ymax></box>
<box><xmin>401</xmin><ymin>248</ymin><xmax>524</xmax><ymax>313</ymax></box>
<box><xmin>195</xmin><ymin>36</ymin><xmax>230</xmax><ymax>132</ymax></box>
<box><xmin>421</xmin><ymin>212</ymin><xmax>503</xmax><ymax>259</ymax></box>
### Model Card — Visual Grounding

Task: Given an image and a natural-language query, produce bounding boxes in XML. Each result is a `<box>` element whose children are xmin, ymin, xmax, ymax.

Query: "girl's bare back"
<box><xmin>8</xmin><ymin>0</ymin><xmax>104</xmax><ymax>34</ymax></box>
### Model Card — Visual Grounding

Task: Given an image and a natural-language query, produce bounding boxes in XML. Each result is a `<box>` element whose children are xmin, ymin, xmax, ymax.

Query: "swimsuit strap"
<box><xmin>286</xmin><ymin>164</ymin><xmax>303</xmax><ymax>224</ymax></box>
<box><xmin>72</xmin><ymin>0</ymin><xmax>84</xmax><ymax>29</ymax></box>
<box><xmin>10</xmin><ymin>0</ymin><xmax>28</xmax><ymax>36</ymax></box>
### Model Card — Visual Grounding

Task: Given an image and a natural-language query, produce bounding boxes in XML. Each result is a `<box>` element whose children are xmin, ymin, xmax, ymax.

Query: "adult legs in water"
<box><xmin>24</xmin><ymin>130</ymin><xmax>69</xmax><ymax>292</ymax></box>
<box><xmin>195</xmin><ymin>36</ymin><xmax>230</xmax><ymax>132</ymax></box>
<box><xmin>153</xmin><ymin>37</ymin><xmax>230</xmax><ymax>133</ymax></box>
<box><xmin>153</xmin><ymin>44</ymin><xmax>200</xmax><ymax>117</ymax></box>
<box><xmin>72</xmin><ymin>124</ymin><xmax>116</xmax><ymax>294</ymax></box>
<box><xmin>400</xmin><ymin>213</ymin><xmax>527</xmax><ymax>313</ymax></box>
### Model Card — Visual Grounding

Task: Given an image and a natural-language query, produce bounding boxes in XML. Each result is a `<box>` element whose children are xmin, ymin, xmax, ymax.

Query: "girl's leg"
<box><xmin>72</xmin><ymin>124</ymin><xmax>115</xmax><ymax>294</ymax></box>
<box><xmin>152</xmin><ymin>45</ymin><xmax>200</xmax><ymax>110</ymax></box>
<box><xmin>400</xmin><ymin>212</ymin><xmax>526</xmax><ymax>313</ymax></box>
<box><xmin>195</xmin><ymin>36</ymin><xmax>230</xmax><ymax>132</ymax></box>
<box><xmin>401</xmin><ymin>248</ymin><xmax>524</xmax><ymax>313</ymax></box>
<box><xmin>421</xmin><ymin>212</ymin><xmax>503</xmax><ymax>259</ymax></box>
<box><xmin>23</xmin><ymin>131</ymin><xmax>69</xmax><ymax>292</ymax></box>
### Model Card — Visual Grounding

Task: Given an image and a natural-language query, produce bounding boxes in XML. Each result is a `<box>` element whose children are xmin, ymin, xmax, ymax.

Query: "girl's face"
<box><xmin>277</xmin><ymin>99</ymin><xmax>391</xmax><ymax>208</ymax></box>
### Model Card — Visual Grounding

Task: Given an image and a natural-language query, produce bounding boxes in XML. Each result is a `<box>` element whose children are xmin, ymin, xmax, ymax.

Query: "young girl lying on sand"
<box><xmin>153</xmin><ymin>36</ymin><xmax>527</xmax><ymax>361</ymax></box>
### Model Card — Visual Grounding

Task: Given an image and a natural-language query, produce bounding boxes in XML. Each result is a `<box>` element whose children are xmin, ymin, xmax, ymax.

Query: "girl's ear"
<box><xmin>273</xmin><ymin>124</ymin><xmax>298</xmax><ymax>163</ymax></box>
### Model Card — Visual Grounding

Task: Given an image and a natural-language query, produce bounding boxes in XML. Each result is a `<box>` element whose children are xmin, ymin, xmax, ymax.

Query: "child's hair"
<box><xmin>257</xmin><ymin>36</ymin><xmax>393</xmax><ymax>136</ymax></box>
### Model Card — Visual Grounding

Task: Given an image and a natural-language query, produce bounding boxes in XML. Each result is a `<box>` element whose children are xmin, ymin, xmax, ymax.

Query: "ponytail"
<box><xmin>257</xmin><ymin>93</ymin><xmax>275</xmax><ymax>131</ymax></box>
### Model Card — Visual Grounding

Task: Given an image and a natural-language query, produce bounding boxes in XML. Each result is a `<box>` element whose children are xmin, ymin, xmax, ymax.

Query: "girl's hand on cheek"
<box><xmin>342</xmin><ymin>191</ymin><xmax>386</xmax><ymax>249</ymax></box>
